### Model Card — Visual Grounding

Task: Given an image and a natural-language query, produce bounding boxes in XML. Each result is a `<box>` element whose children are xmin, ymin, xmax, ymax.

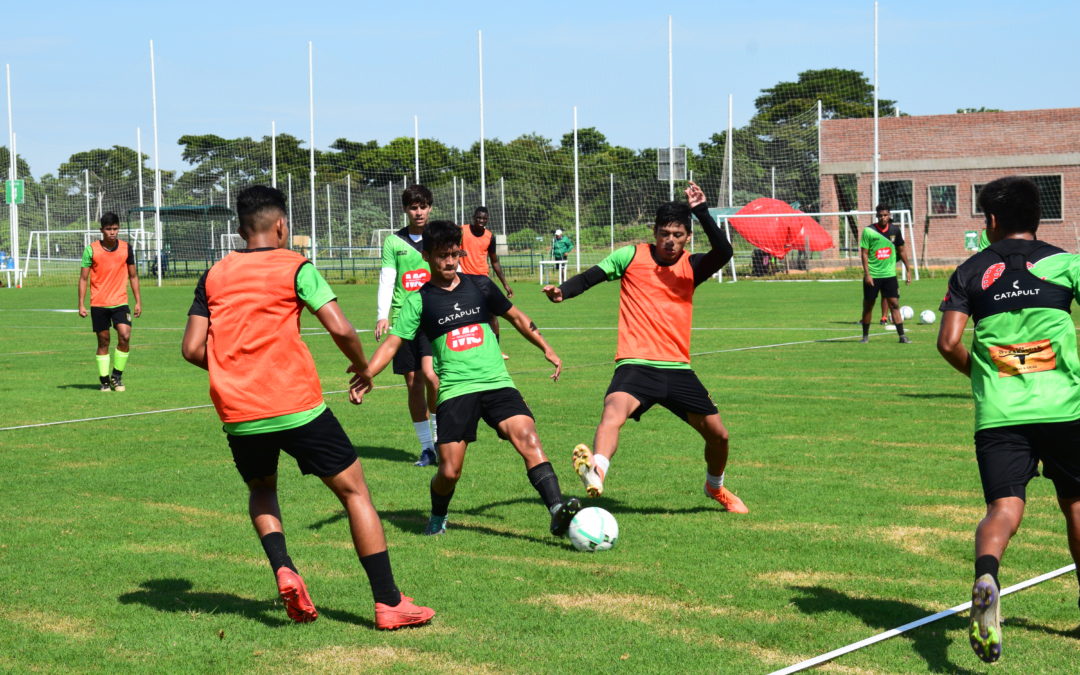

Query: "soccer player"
<box><xmin>181</xmin><ymin>186</ymin><xmax>434</xmax><ymax>630</ymax></box>
<box><xmin>461</xmin><ymin>206</ymin><xmax>513</xmax><ymax>358</ymax></box>
<box><xmin>352</xmin><ymin>220</ymin><xmax>580</xmax><ymax>538</ymax></box>
<box><xmin>859</xmin><ymin>204</ymin><xmax>913</xmax><ymax>343</ymax></box>
<box><xmin>77</xmin><ymin>212</ymin><xmax>141</xmax><ymax>391</ymax></box>
<box><xmin>937</xmin><ymin>176</ymin><xmax>1080</xmax><ymax>664</ymax></box>
<box><xmin>542</xmin><ymin>181</ymin><xmax>748</xmax><ymax>514</ymax></box>
<box><xmin>375</xmin><ymin>185</ymin><xmax>440</xmax><ymax>467</ymax></box>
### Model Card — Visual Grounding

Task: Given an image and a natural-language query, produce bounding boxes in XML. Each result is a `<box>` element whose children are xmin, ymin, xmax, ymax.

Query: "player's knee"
<box><xmin>438</xmin><ymin>463</ymin><xmax>462</xmax><ymax>484</ymax></box>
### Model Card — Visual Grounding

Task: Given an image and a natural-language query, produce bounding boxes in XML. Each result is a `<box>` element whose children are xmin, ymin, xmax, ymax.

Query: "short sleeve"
<box><xmin>939</xmin><ymin>268</ymin><xmax>970</xmax><ymax>315</ymax></box>
<box><xmin>188</xmin><ymin>271</ymin><xmax>210</xmax><ymax>317</ymax></box>
<box><xmin>1030</xmin><ymin>252</ymin><xmax>1080</xmax><ymax>301</ymax></box>
<box><xmin>479</xmin><ymin>276</ymin><xmax>513</xmax><ymax>316</ymax></box>
<box><xmin>389</xmin><ymin>291</ymin><xmax>420</xmax><ymax>340</ymax></box>
<box><xmin>893</xmin><ymin>225</ymin><xmax>906</xmax><ymax>247</ymax></box>
<box><xmin>81</xmin><ymin>245</ymin><xmax>93</xmax><ymax>268</ymax></box>
<box><xmin>858</xmin><ymin>228</ymin><xmax>872</xmax><ymax>250</ymax></box>
<box><xmin>597</xmin><ymin>245</ymin><xmax>636</xmax><ymax>281</ymax></box>
<box><xmin>125</xmin><ymin>243</ymin><xmax>135</xmax><ymax>265</ymax></box>
<box><xmin>295</xmin><ymin>262</ymin><xmax>336</xmax><ymax>312</ymax></box>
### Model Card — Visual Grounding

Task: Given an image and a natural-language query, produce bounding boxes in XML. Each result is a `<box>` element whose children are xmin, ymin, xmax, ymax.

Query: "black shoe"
<box><xmin>898</xmin><ymin>336</ymin><xmax>912</xmax><ymax>344</ymax></box>
<box><xmin>549</xmin><ymin>497</ymin><xmax>581</xmax><ymax>537</ymax></box>
<box><xmin>111</xmin><ymin>372</ymin><xmax>125</xmax><ymax>391</ymax></box>
<box><xmin>859</xmin><ymin>336</ymin><xmax>870</xmax><ymax>343</ymax></box>
<box><xmin>99</xmin><ymin>378</ymin><xmax>112</xmax><ymax>392</ymax></box>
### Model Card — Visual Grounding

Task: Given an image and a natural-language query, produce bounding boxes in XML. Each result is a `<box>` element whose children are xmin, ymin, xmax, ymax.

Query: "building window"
<box><xmin>929</xmin><ymin>185</ymin><xmax>958</xmax><ymax>216</ymax></box>
<box><xmin>973</xmin><ymin>175</ymin><xmax>1062</xmax><ymax>220</ymax></box>
<box><xmin>879</xmin><ymin>180</ymin><xmax>913</xmax><ymax>219</ymax></box>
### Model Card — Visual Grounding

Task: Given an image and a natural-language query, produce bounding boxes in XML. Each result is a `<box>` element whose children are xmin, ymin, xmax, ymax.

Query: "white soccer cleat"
<box><xmin>572</xmin><ymin>444</ymin><xmax>605</xmax><ymax>498</ymax></box>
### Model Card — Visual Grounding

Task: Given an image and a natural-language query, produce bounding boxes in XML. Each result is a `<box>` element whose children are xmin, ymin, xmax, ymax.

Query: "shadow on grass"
<box><xmin>354</xmin><ymin>444</ymin><xmax>416</xmax><ymax>463</ymax></box>
<box><xmin>789</xmin><ymin>585</ymin><xmax>977</xmax><ymax>674</ymax></box>
<box><xmin>56</xmin><ymin>383</ymin><xmax>104</xmax><ymax>390</ymax></box>
<box><xmin>900</xmin><ymin>393</ymin><xmax>970</xmax><ymax>400</ymax></box>
<box><xmin>118</xmin><ymin>578</ymin><xmax>374</xmax><ymax>629</ymax></box>
<box><xmin>1006</xmin><ymin>616</ymin><xmax>1080</xmax><ymax>640</ymax></box>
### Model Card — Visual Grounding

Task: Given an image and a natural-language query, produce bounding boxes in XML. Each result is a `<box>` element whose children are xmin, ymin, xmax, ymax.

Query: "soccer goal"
<box><xmin>369</xmin><ymin>228</ymin><xmax>395</xmax><ymax>250</ymax></box>
<box><xmin>21</xmin><ymin>227</ymin><xmax>150</xmax><ymax>280</ymax></box>
<box><xmin>219</xmin><ymin>233</ymin><xmax>244</xmax><ymax>259</ymax></box>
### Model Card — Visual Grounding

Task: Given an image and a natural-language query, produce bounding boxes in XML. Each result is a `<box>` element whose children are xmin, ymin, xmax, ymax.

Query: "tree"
<box><xmin>754</xmin><ymin>68</ymin><xmax>897</xmax><ymax>125</ymax></box>
<box><xmin>957</xmin><ymin>107</ymin><xmax>1003</xmax><ymax>114</ymax></box>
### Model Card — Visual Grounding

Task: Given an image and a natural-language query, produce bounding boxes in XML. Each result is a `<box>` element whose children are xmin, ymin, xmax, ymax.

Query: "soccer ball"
<box><xmin>568</xmin><ymin>507</ymin><xmax>618</xmax><ymax>552</ymax></box>
<box><xmin>919</xmin><ymin>310</ymin><xmax>936</xmax><ymax>325</ymax></box>
<box><xmin>900</xmin><ymin>305</ymin><xmax>914</xmax><ymax>320</ymax></box>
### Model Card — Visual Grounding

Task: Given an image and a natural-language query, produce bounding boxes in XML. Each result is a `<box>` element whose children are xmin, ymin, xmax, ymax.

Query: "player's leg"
<box><xmin>426</xmin><ymin>440</ymin><xmax>465</xmax><ymax>535</ymax></box>
<box><xmin>884</xmin><ymin>281</ymin><xmax>908</xmax><ymax>343</ymax></box>
<box><xmin>860</xmin><ymin>282</ymin><xmax>878</xmax><ymax>342</ymax></box>
<box><xmin>687</xmin><ymin>412</ymin><xmax>747</xmax><ymax>513</ymax></box>
<box><xmin>489</xmin><ymin>389</ymin><xmax>580</xmax><ymax>536</ymax></box>
<box><xmin>1038</xmin><ymin>419</ymin><xmax>1080</xmax><ymax>610</ymax></box>
<box><xmin>420</xmin><ymin>352</ymin><xmax>439</xmax><ymax>446</ymax></box>
<box><xmin>91</xmin><ymin>308</ymin><xmax>113</xmax><ymax>390</ymax></box>
<box><xmin>879</xmin><ymin>295</ymin><xmax>889</xmax><ymax>326</ymax></box>
<box><xmin>576</xmin><ymin>366</ymin><xmax>656</xmax><ymax>497</ymax></box>
<box><xmin>111</xmin><ymin>309</ymin><xmax>132</xmax><ymax>391</ymax></box>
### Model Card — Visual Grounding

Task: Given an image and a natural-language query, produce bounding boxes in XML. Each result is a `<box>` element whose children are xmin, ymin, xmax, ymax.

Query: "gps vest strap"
<box><xmin>971</xmin><ymin>243</ymin><xmax>1072</xmax><ymax>322</ymax></box>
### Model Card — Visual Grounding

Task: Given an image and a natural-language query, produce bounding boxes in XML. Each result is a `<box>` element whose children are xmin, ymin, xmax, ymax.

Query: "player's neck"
<box><xmin>430</xmin><ymin>273</ymin><xmax>459</xmax><ymax>291</ymax></box>
<box><xmin>469</xmin><ymin>224</ymin><xmax>485</xmax><ymax>236</ymax></box>
<box><xmin>407</xmin><ymin>223</ymin><xmax>425</xmax><ymax>236</ymax></box>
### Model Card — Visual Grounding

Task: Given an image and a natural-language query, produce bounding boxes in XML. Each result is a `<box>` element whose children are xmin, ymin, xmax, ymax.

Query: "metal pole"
<box><xmin>452</xmin><ymin>177</ymin><xmax>458</xmax><ymax>224</ymax></box>
<box><xmin>872</xmin><ymin>1</ymin><xmax>880</xmax><ymax>207</ymax></box>
<box><xmin>149</xmin><ymin>40</ymin><xmax>163</xmax><ymax>287</ymax></box>
<box><xmin>45</xmin><ymin>194</ymin><xmax>50</xmax><ymax>260</ymax></box>
<box><xmin>771</xmin><ymin>166</ymin><xmax>776</xmax><ymax>199</ymax></box>
<box><xmin>573</xmin><ymin>106</ymin><xmax>580</xmax><ymax>273</ymax></box>
<box><xmin>287</xmin><ymin>173</ymin><xmax>294</xmax><ymax>249</ymax></box>
<box><xmin>727</xmin><ymin>94</ymin><xmax>733</xmax><ymax>208</ymax></box>
<box><xmin>308</xmin><ymin>41</ymin><xmax>317</xmax><ymax>266</ymax></box>
<box><xmin>387</xmin><ymin>181</ymin><xmax>393</xmax><ymax>230</ymax></box>
<box><xmin>271</xmin><ymin>120</ymin><xmax>277</xmax><ymax>189</ymax></box>
<box><xmin>609</xmin><ymin>173</ymin><xmax>614</xmax><ymax>251</ymax></box>
<box><xmin>325</xmin><ymin>183</ymin><xmax>332</xmax><ymax>256</ymax></box>
<box><xmin>667</xmin><ymin>15</ymin><xmax>674</xmax><ymax>200</ymax></box>
<box><xmin>413</xmin><ymin>115</ymin><xmax>420</xmax><ymax>183</ymax></box>
<box><xmin>6</xmin><ymin>64</ymin><xmax>20</xmax><ymax>287</ymax></box>
<box><xmin>499</xmin><ymin>176</ymin><xmax>506</xmax><ymax>237</ymax></box>
<box><xmin>137</xmin><ymin>127</ymin><xmax>146</xmax><ymax>241</ymax></box>
<box><xmin>225</xmin><ymin>171</ymin><xmax>231</xmax><ymax>235</ymax></box>
<box><xmin>85</xmin><ymin>169</ymin><xmax>91</xmax><ymax>229</ymax></box>
<box><xmin>477</xmin><ymin>30</ymin><xmax>486</xmax><ymax>205</ymax></box>
<box><xmin>346</xmin><ymin>173</ymin><xmax>352</xmax><ymax>256</ymax></box>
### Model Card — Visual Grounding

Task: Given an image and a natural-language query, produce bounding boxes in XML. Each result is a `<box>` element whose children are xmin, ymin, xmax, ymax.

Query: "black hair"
<box><xmin>978</xmin><ymin>176</ymin><xmax>1040</xmax><ymax>234</ymax></box>
<box><xmin>236</xmin><ymin>185</ymin><xmax>287</xmax><ymax>234</ymax></box>
<box><xmin>654</xmin><ymin>201</ymin><xmax>693</xmax><ymax>233</ymax></box>
<box><xmin>874</xmin><ymin>203</ymin><xmax>890</xmax><ymax>214</ymax></box>
<box><xmin>473</xmin><ymin>206</ymin><xmax>489</xmax><ymax>218</ymax></box>
<box><xmin>422</xmin><ymin>220</ymin><xmax>462</xmax><ymax>253</ymax></box>
<box><xmin>401</xmin><ymin>184</ymin><xmax>433</xmax><ymax>209</ymax></box>
<box><xmin>100</xmin><ymin>212</ymin><xmax>120</xmax><ymax>228</ymax></box>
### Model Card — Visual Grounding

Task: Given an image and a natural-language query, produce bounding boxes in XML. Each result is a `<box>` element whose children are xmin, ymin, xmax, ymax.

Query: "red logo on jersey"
<box><xmin>447</xmin><ymin>324</ymin><xmax>484</xmax><ymax>352</ymax></box>
<box><xmin>874</xmin><ymin>247</ymin><xmax>892</xmax><ymax>261</ymax></box>
<box><xmin>402</xmin><ymin>268</ymin><xmax>430</xmax><ymax>291</ymax></box>
<box><xmin>980</xmin><ymin>261</ymin><xmax>1034</xmax><ymax>290</ymax></box>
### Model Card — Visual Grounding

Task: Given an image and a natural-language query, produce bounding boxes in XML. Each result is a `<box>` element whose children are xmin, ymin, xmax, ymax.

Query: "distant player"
<box><xmin>77</xmin><ymin>212</ymin><xmax>141</xmax><ymax>391</ymax></box>
<box><xmin>859</xmin><ymin>204</ymin><xmax>913</xmax><ymax>343</ymax></box>
<box><xmin>937</xmin><ymin>176</ymin><xmax>1080</xmax><ymax>663</ymax></box>
<box><xmin>353</xmin><ymin>220</ymin><xmax>580</xmax><ymax>538</ymax></box>
<box><xmin>181</xmin><ymin>185</ymin><xmax>434</xmax><ymax>630</ymax></box>
<box><xmin>461</xmin><ymin>206</ymin><xmax>513</xmax><ymax>359</ymax></box>
<box><xmin>543</xmin><ymin>181</ymin><xmax>748</xmax><ymax>514</ymax></box>
<box><xmin>375</xmin><ymin>185</ymin><xmax>440</xmax><ymax>467</ymax></box>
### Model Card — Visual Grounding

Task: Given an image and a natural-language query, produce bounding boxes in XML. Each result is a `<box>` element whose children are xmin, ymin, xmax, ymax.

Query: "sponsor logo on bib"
<box><xmin>980</xmin><ymin>261</ymin><xmax>1034</xmax><ymax>290</ymax></box>
<box><xmin>874</xmin><ymin>247</ymin><xmax>892</xmax><ymax>261</ymax></box>
<box><xmin>402</xmin><ymin>269</ymin><xmax>430</xmax><ymax>291</ymax></box>
<box><xmin>989</xmin><ymin>339</ymin><xmax>1056</xmax><ymax>377</ymax></box>
<box><xmin>447</xmin><ymin>323</ymin><xmax>484</xmax><ymax>351</ymax></box>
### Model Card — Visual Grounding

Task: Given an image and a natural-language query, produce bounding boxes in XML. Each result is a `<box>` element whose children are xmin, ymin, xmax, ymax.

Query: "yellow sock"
<box><xmin>96</xmin><ymin>354</ymin><xmax>111</xmax><ymax>378</ymax></box>
<box><xmin>113</xmin><ymin>350</ymin><xmax>129</xmax><ymax>373</ymax></box>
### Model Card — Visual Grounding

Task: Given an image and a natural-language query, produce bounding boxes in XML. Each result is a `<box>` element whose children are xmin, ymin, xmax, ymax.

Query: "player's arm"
<box><xmin>685</xmin><ymin>181</ymin><xmax>733</xmax><ymax>283</ymax></box>
<box><xmin>374</xmin><ymin>238</ymin><xmax>397</xmax><ymax>341</ymax></box>
<box><xmin>488</xmin><ymin>240</ymin><xmax>513</xmax><ymax>298</ymax></box>
<box><xmin>77</xmin><ymin>267</ymin><xmax>90</xmax><ymax>317</ymax></box>
<box><xmin>127</xmin><ymin>263</ymin><xmax>142</xmax><ymax>317</ymax></box>
<box><xmin>502</xmin><ymin>305</ymin><xmax>561</xmax><ymax>381</ymax></box>
<box><xmin>937</xmin><ymin>310</ymin><xmax>971</xmax><ymax>376</ymax></box>
<box><xmin>897</xmin><ymin>244</ymin><xmax>913</xmax><ymax>285</ymax></box>
<box><xmin>181</xmin><ymin>315</ymin><xmax>209</xmax><ymax>370</ymax></box>
<box><xmin>543</xmin><ymin>265</ymin><xmax>606</xmax><ymax>302</ymax></box>
<box><xmin>859</xmin><ymin>246</ymin><xmax>872</xmax><ymax>285</ymax></box>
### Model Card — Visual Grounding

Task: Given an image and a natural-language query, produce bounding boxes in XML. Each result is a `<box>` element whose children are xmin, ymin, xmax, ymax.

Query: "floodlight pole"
<box><xmin>667</xmin><ymin>15</ymin><xmax>674</xmax><ymax>200</ymax></box>
<box><xmin>136</xmin><ymin>127</ymin><xmax>146</xmax><ymax>238</ymax></box>
<box><xmin>499</xmin><ymin>176</ymin><xmax>506</xmax><ymax>237</ymax></box>
<box><xmin>325</xmin><ymin>183</ymin><xmax>332</xmax><ymax>256</ymax></box>
<box><xmin>44</xmin><ymin>194</ymin><xmax>50</xmax><ymax>260</ymax></box>
<box><xmin>872</xmin><ymin>1</ymin><xmax>880</xmax><ymax>207</ymax></box>
<box><xmin>452</xmin><ymin>177</ymin><xmax>458</xmax><ymax>223</ymax></box>
<box><xmin>308</xmin><ymin>41</ymin><xmax>317</xmax><ymax>266</ymax></box>
<box><xmin>346</xmin><ymin>173</ymin><xmax>352</xmax><ymax>255</ymax></box>
<box><xmin>6</xmin><ymin>63</ymin><xmax>21</xmax><ymax>288</ymax></box>
<box><xmin>727</xmin><ymin>94</ymin><xmax>733</xmax><ymax>208</ymax></box>
<box><xmin>85</xmin><ymin>169</ymin><xmax>91</xmax><ymax>229</ymax></box>
<box><xmin>573</xmin><ymin>106</ymin><xmax>580</xmax><ymax>273</ymax></box>
<box><xmin>149</xmin><ymin>40</ymin><xmax>163</xmax><ymax>288</ymax></box>
<box><xmin>387</xmin><ymin>181</ymin><xmax>393</xmax><ymax>230</ymax></box>
<box><xmin>413</xmin><ymin>115</ymin><xmax>420</xmax><ymax>183</ymax></box>
<box><xmin>477</xmin><ymin>30</ymin><xmax>487</xmax><ymax>206</ymax></box>
<box><xmin>225</xmin><ymin>171</ymin><xmax>231</xmax><ymax>236</ymax></box>
<box><xmin>271</xmin><ymin>120</ymin><xmax>277</xmax><ymax>189</ymax></box>
<box><xmin>609</xmin><ymin>173</ymin><xmax>614</xmax><ymax>251</ymax></box>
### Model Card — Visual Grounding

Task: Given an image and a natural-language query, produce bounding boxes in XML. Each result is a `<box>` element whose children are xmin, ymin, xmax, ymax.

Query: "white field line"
<box><xmin>768</xmin><ymin>563</ymin><xmax>1078</xmax><ymax>675</ymax></box>
<box><xmin>0</xmin><ymin>331</ymin><xmax>874</xmax><ymax>432</ymax></box>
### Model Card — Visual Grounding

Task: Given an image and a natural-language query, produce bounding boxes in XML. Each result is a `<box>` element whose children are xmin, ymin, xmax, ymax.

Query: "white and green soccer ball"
<box><xmin>900</xmin><ymin>305</ymin><xmax>914</xmax><ymax>321</ymax></box>
<box><xmin>919</xmin><ymin>309</ymin><xmax>936</xmax><ymax>325</ymax></box>
<box><xmin>568</xmin><ymin>507</ymin><xmax>618</xmax><ymax>552</ymax></box>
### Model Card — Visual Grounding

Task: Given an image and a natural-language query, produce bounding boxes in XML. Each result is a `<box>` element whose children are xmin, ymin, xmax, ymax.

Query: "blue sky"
<box><xmin>1</xmin><ymin>0</ymin><xmax>1077</xmax><ymax>175</ymax></box>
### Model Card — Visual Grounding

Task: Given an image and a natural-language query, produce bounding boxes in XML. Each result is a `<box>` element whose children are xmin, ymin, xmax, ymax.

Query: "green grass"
<box><xmin>2</xmin><ymin>277</ymin><xmax>1078</xmax><ymax>674</ymax></box>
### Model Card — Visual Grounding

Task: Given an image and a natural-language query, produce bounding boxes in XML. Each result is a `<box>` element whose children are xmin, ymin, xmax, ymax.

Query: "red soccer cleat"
<box><xmin>276</xmin><ymin>567</ymin><xmax>318</xmax><ymax>623</ymax></box>
<box><xmin>374</xmin><ymin>594</ymin><xmax>435</xmax><ymax>630</ymax></box>
<box><xmin>704</xmin><ymin>483</ymin><xmax>749</xmax><ymax>514</ymax></box>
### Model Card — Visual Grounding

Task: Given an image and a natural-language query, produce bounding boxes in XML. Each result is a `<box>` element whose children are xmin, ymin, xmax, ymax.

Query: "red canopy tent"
<box><xmin>729</xmin><ymin>198</ymin><xmax>833</xmax><ymax>258</ymax></box>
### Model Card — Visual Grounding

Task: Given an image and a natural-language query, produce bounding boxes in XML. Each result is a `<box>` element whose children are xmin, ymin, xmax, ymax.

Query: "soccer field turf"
<box><xmin>2</xmin><ymin>278</ymin><xmax>1078</xmax><ymax>673</ymax></box>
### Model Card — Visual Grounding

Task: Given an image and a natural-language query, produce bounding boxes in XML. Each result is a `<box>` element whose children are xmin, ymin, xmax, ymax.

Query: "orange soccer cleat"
<box><xmin>276</xmin><ymin>567</ymin><xmax>318</xmax><ymax>623</ymax></box>
<box><xmin>704</xmin><ymin>483</ymin><xmax>749</xmax><ymax>514</ymax></box>
<box><xmin>374</xmin><ymin>594</ymin><xmax>436</xmax><ymax>630</ymax></box>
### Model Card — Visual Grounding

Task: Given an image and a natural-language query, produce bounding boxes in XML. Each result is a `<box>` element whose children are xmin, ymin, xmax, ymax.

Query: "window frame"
<box><xmin>928</xmin><ymin>184</ymin><xmax>958</xmax><ymax>217</ymax></box>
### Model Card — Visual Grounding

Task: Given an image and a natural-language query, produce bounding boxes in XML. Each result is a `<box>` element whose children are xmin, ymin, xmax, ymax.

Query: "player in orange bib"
<box><xmin>543</xmin><ymin>182</ymin><xmax>748</xmax><ymax>513</ymax></box>
<box><xmin>461</xmin><ymin>206</ymin><xmax>514</xmax><ymax>359</ymax></box>
<box><xmin>77</xmin><ymin>212</ymin><xmax>141</xmax><ymax>392</ymax></box>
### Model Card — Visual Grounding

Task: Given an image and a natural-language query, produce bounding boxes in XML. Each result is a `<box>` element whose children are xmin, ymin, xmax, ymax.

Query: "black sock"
<box><xmin>975</xmin><ymin>554</ymin><xmax>1000</xmax><ymax>588</ymax></box>
<box><xmin>260</xmin><ymin>532</ymin><xmax>297</xmax><ymax>573</ymax></box>
<box><xmin>527</xmin><ymin>461</ymin><xmax>563</xmax><ymax>512</ymax></box>
<box><xmin>430</xmin><ymin>476</ymin><xmax>454</xmax><ymax>517</ymax></box>
<box><xmin>359</xmin><ymin>549</ymin><xmax>401</xmax><ymax>606</ymax></box>
<box><xmin>895</xmin><ymin>323</ymin><xmax>905</xmax><ymax>337</ymax></box>
<box><xmin>99</xmin><ymin>375</ymin><xmax>110</xmax><ymax>385</ymax></box>
<box><xmin>861</xmin><ymin>322</ymin><xmax>870</xmax><ymax>337</ymax></box>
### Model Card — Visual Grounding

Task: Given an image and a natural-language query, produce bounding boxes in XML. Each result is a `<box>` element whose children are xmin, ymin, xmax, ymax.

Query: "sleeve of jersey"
<box><xmin>376</xmin><ymin>238</ymin><xmax>398</xmax><ymax>321</ymax></box>
<box><xmin>1030</xmin><ymin>252</ymin><xmax>1080</xmax><ymax>299</ymax></box>
<box><xmin>389</xmin><ymin>292</ymin><xmax>420</xmax><ymax>340</ymax></box>
<box><xmin>188</xmin><ymin>271</ymin><xmax>210</xmax><ymax>317</ymax></box>
<box><xmin>858</xmin><ymin>228</ymin><xmax>871</xmax><ymax>250</ymax></box>
<box><xmin>480</xmin><ymin>276</ymin><xmax>513</xmax><ymax>315</ymax></box>
<box><xmin>296</xmin><ymin>262</ymin><xmax>337</xmax><ymax>312</ymax></box>
<box><xmin>938</xmin><ymin>269</ymin><xmax>971</xmax><ymax>314</ymax></box>
<box><xmin>894</xmin><ymin>226</ymin><xmax>906</xmax><ymax>247</ymax></box>
<box><xmin>125</xmin><ymin>244</ymin><xmax>135</xmax><ymax>265</ymax></box>
<box><xmin>81</xmin><ymin>245</ymin><xmax>93</xmax><ymax>268</ymax></box>
<box><xmin>598</xmin><ymin>245</ymin><xmax>636</xmax><ymax>280</ymax></box>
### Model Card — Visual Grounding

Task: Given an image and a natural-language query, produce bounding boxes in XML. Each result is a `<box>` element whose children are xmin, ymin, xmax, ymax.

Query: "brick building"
<box><xmin>819</xmin><ymin>108</ymin><xmax>1080</xmax><ymax>266</ymax></box>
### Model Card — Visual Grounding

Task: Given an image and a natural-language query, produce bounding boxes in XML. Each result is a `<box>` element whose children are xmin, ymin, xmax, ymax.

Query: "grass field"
<box><xmin>2</xmin><ymin>276</ymin><xmax>1079</xmax><ymax>674</ymax></box>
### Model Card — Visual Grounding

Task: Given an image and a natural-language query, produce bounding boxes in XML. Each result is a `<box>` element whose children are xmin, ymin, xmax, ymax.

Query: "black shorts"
<box><xmin>91</xmin><ymin>305</ymin><xmax>131</xmax><ymax>333</ymax></box>
<box><xmin>226</xmin><ymin>407</ymin><xmax>358</xmax><ymax>483</ymax></box>
<box><xmin>606</xmin><ymin>364</ymin><xmax>719</xmax><ymax>422</ymax></box>
<box><xmin>435</xmin><ymin>387</ymin><xmax>533</xmax><ymax>444</ymax></box>
<box><xmin>863</xmin><ymin>276</ymin><xmax>899</xmax><ymax>302</ymax></box>
<box><xmin>392</xmin><ymin>332</ymin><xmax>433</xmax><ymax>375</ymax></box>
<box><xmin>974</xmin><ymin>419</ymin><xmax>1080</xmax><ymax>502</ymax></box>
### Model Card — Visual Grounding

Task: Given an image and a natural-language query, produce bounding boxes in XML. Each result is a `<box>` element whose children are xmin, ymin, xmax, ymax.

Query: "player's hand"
<box><xmin>504</xmin><ymin>285</ymin><xmax>514</xmax><ymax>298</ymax></box>
<box><xmin>544</xmin><ymin>349</ymin><xmax>562</xmax><ymax>382</ymax></box>
<box><xmin>347</xmin><ymin>364</ymin><xmax>373</xmax><ymax>404</ymax></box>
<box><xmin>863</xmin><ymin>274</ymin><xmax>873</xmax><ymax>287</ymax></box>
<box><xmin>348</xmin><ymin>379</ymin><xmax>373</xmax><ymax>404</ymax></box>
<box><xmin>133</xmin><ymin>303</ymin><xmax>142</xmax><ymax>318</ymax></box>
<box><xmin>905</xmin><ymin>277</ymin><xmax>911</xmax><ymax>286</ymax></box>
<box><xmin>374</xmin><ymin>319</ymin><xmax>389</xmax><ymax>342</ymax></box>
<box><xmin>542</xmin><ymin>285</ymin><xmax>563</xmax><ymax>302</ymax></box>
<box><xmin>78</xmin><ymin>306</ymin><xmax>87</xmax><ymax>318</ymax></box>
<box><xmin>685</xmin><ymin>180</ymin><xmax>706</xmax><ymax>209</ymax></box>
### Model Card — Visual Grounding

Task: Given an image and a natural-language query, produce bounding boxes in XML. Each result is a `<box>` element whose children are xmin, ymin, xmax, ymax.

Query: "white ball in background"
<box><xmin>919</xmin><ymin>310</ymin><xmax>936</xmax><ymax>325</ymax></box>
<box><xmin>900</xmin><ymin>305</ymin><xmax>914</xmax><ymax>320</ymax></box>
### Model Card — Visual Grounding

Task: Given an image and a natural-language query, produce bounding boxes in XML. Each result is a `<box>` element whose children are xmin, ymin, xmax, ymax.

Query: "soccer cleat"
<box><xmin>275</xmin><ymin>567</ymin><xmax>318</xmax><ymax>623</ymax></box>
<box><xmin>374</xmin><ymin>594</ymin><xmax>435</xmax><ymax>630</ymax></box>
<box><xmin>99</xmin><ymin>381</ymin><xmax>112</xmax><ymax>392</ymax></box>
<box><xmin>859</xmin><ymin>336</ymin><xmax>870</xmax><ymax>343</ymax></box>
<box><xmin>572</xmin><ymin>444</ymin><xmax>605</xmax><ymax>497</ymax></box>
<box><xmin>879</xmin><ymin>316</ymin><xmax>889</xmax><ymax>326</ymax></box>
<box><xmin>502</xmin><ymin>353</ymin><xmax>510</xmax><ymax>360</ymax></box>
<box><xmin>549</xmin><ymin>497</ymin><xmax>581</xmax><ymax>537</ymax></box>
<box><xmin>704</xmin><ymin>483</ymin><xmax>749</xmax><ymax>513</ymax></box>
<box><xmin>414</xmin><ymin>447</ymin><xmax>438</xmax><ymax>467</ymax></box>
<box><xmin>423</xmin><ymin>515</ymin><xmax>448</xmax><ymax>536</ymax></box>
<box><xmin>969</xmin><ymin>573</ymin><xmax>1001</xmax><ymax>663</ymax></box>
<box><xmin>898</xmin><ymin>336</ymin><xmax>912</xmax><ymax>344</ymax></box>
<box><xmin>111</xmin><ymin>373</ymin><xmax>125</xmax><ymax>392</ymax></box>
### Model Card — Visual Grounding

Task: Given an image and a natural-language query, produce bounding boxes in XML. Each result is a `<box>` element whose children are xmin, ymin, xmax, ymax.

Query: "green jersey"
<box><xmin>941</xmin><ymin>239</ymin><xmax>1080</xmax><ymax>430</ymax></box>
<box><xmin>381</xmin><ymin>228</ymin><xmax>430</xmax><ymax>324</ymax></box>
<box><xmin>860</xmin><ymin>222</ymin><xmax>905</xmax><ymax>279</ymax></box>
<box><xmin>391</xmin><ymin>274</ymin><xmax>514</xmax><ymax>405</ymax></box>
